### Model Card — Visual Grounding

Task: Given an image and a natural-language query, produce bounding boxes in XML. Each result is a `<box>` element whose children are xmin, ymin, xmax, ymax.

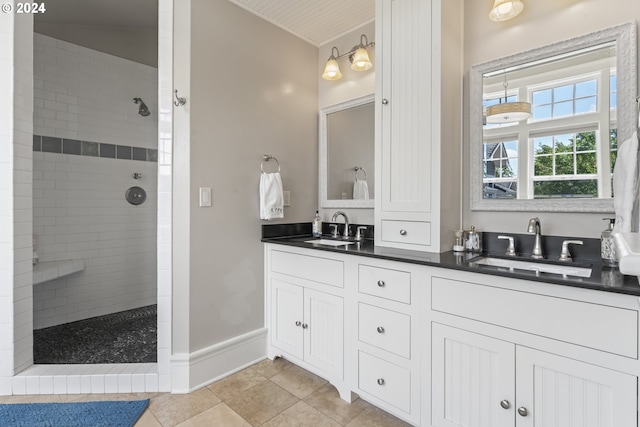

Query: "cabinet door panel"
<box><xmin>304</xmin><ymin>288</ymin><xmax>344</xmax><ymax>378</ymax></box>
<box><xmin>380</xmin><ymin>0</ymin><xmax>432</xmax><ymax>213</ymax></box>
<box><xmin>516</xmin><ymin>347</ymin><xmax>637</xmax><ymax>427</ymax></box>
<box><xmin>271</xmin><ymin>280</ymin><xmax>304</xmax><ymax>360</ymax></box>
<box><xmin>432</xmin><ymin>324</ymin><xmax>515</xmax><ymax>427</ymax></box>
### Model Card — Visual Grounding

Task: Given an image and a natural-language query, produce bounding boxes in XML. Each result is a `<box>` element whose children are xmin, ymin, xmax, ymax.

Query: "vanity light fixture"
<box><xmin>489</xmin><ymin>0</ymin><xmax>524</xmax><ymax>22</ymax></box>
<box><xmin>485</xmin><ymin>73</ymin><xmax>531</xmax><ymax>124</ymax></box>
<box><xmin>322</xmin><ymin>34</ymin><xmax>374</xmax><ymax>81</ymax></box>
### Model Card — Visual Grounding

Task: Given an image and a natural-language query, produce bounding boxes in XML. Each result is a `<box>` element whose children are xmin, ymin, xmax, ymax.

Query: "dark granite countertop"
<box><xmin>262</xmin><ymin>224</ymin><xmax>640</xmax><ymax>297</ymax></box>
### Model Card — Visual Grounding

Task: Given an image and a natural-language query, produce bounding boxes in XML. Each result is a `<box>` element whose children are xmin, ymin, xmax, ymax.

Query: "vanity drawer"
<box><xmin>271</xmin><ymin>250</ymin><xmax>344</xmax><ymax>288</ymax></box>
<box><xmin>431</xmin><ymin>276</ymin><xmax>638</xmax><ymax>358</ymax></box>
<box><xmin>358</xmin><ymin>264</ymin><xmax>411</xmax><ymax>304</ymax></box>
<box><xmin>358</xmin><ymin>351</ymin><xmax>411</xmax><ymax>413</ymax></box>
<box><xmin>380</xmin><ymin>220</ymin><xmax>431</xmax><ymax>247</ymax></box>
<box><xmin>359</xmin><ymin>303</ymin><xmax>411</xmax><ymax>359</ymax></box>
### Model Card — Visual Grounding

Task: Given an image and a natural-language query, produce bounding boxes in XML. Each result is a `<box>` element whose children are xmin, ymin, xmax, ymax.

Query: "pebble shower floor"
<box><xmin>33</xmin><ymin>305</ymin><xmax>157</xmax><ymax>364</ymax></box>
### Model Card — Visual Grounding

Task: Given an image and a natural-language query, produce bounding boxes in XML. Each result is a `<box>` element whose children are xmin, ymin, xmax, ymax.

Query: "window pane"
<box><xmin>534</xmin><ymin>155</ymin><xmax>553</xmax><ymax>176</ymax></box>
<box><xmin>576</xmin><ymin>152</ymin><xmax>597</xmax><ymax>174</ymax></box>
<box><xmin>533</xmin><ymin>89</ymin><xmax>552</xmax><ymax>105</ymax></box>
<box><xmin>553</xmin><ymin>100</ymin><xmax>573</xmax><ymax>117</ymax></box>
<box><xmin>575</xmin><ymin>96</ymin><xmax>597</xmax><ymax>114</ymax></box>
<box><xmin>610</xmin><ymin>128</ymin><xmax>618</xmax><ymax>173</ymax></box>
<box><xmin>555</xmin><ymin>153</ymin><xmax>574</xmax><ymax>174</ymax></box>
<box><xmin>575</xmin><ymin>80</ymin><xmax>597</xmax><ymax>97</ymax></box>
<box><xmin>533</xmin><ymin>105</ymin><xmax>552</xmax><ymax>120</ymax></box>
<box><xmin>575</xmin><ymin>131</ymin><xmax>596</xmax><ymax>151</ymax></box>
<box><xmin>533</xmin><ymin>137</ymin><xmax>553</xmax><ymax>154</ymax></box>
<box><xmin>483</xmin><ymin>181</ymin><xmax>517</xmax><ymax>199</ymax></box>
<box><xmin>554</xmin><ymin>85</ymin><xmax>573</xmax><ymax>102</ymax></box>
<box><xmin>533</xmin><ymin>180</ymin><xmax>597</xmax><ymax>198</ymax></box>
<box><xmin>554</xmin><ymin>134</ymin><xmax>573</xmax><ymax>153</ymax></box>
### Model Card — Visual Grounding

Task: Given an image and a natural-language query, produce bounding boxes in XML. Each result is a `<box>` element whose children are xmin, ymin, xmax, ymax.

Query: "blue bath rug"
<box><xmin>0</xmin><ymin>398</ymin><xmax>149</xmax><ymax>427</ymax></box>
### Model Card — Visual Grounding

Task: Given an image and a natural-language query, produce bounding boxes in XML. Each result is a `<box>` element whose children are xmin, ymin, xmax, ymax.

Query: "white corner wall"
<box><xmin>31</xmin><ymin>34</ymin><xmax>158</xmax><ymax>328</ymax></box>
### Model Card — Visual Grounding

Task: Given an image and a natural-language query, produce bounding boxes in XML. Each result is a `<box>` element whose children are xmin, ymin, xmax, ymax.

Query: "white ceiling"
<box><xmin>35</xmin><ymin>0</ymin><xmax>375</xmax><ymax>47</ymax></box>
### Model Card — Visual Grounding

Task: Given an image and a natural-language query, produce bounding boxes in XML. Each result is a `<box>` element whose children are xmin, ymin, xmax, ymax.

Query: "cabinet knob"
<box><xmin>382</xmin><ymin>98</ymin><xmax>389</xmax><ymax>105</ymax></box>
<box><xmin>500</xmin><ymin>400</ymin><xmax>511</xmax><ymax>410</ymax></box>
<box><xmin>302</xmin><ymin>323</ymin><xmax>308</xmax><ymax>329</ymax></box>
<box><xmin>517</xmin><ymin>407</ymin><xmax>528</xmax><ymax>417</ymax></box>
<box><xmin>377</xmin><ymin>326</ymin><xmax>385</xmax><ymax>334</ymax></box>
<box><xmin>295</xmin><ymin>321</ymin><xmax>301</xmax><ymax>327</ymax></box>
<box><xmin>399</xmin><ymin>229</ymin><xmax>407</xmax><ymax>236</ymax></box>
<box><xmin>377</xmin><ymin>280</ymin><xmax>385</xmax><ymax>287</ymax></box>
<box><xmin>377</xmin><ymin>378</ymin><xmax>385</xmax><ymax>386</ymax></box>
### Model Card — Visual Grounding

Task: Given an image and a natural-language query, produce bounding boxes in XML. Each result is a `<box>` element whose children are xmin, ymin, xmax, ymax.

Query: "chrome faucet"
<box><xmin>331</xmin><ymin>211</ymin><xmax>350</xmax><ymax>239</ymax></box>
<box><xmin>527</xmin><ymin>217</ymin><xmax>544</xmax><ymax>259</ymax></box>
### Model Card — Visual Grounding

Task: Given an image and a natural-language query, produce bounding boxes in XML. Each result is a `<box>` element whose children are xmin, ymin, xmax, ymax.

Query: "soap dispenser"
<box><xmin>312</xmin><ymin>211</ymin><xmax>322</xmax><ymax>237</ymax></box>
<box><xmin>601</xmin><ymin>218</ymin><xmax>618</xmax><ymax>267</ymax></box>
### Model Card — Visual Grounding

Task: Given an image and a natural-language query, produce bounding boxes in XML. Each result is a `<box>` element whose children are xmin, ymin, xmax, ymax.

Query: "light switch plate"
<box><xmin>199</xmin><ymin>187</ymin><xmax>212</xmax><ymax>207</ymax></box>
<box><xmin>283</xmin><ymin>190</ymin><xmax>291</xmax><ymax>207</ymax></box>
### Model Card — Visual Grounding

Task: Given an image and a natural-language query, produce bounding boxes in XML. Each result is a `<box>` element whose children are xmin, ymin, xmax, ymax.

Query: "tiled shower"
<box><xmin>32</xmin><ymin>34</ymin><xmax>158</xmax><ymax>331</ymax></box>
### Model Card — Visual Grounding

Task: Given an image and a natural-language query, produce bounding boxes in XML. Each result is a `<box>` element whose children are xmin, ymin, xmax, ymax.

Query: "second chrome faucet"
<box><xmin>527</xmin><ymin>217</ymin><xmax>544</xmax><ymax>259</ymax></box>
<box><xmin>331</xmin><ymin>211</ymin><xmax>350</xmax><ymax>239</ymax></box>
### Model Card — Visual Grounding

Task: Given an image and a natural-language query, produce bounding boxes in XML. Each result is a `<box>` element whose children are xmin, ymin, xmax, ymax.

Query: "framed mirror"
<box><xmin>319</xmin><ymin>94</ymin><xmax>375</xmax><ymax>208</ymax></box>
<box><xmin>470</xmin><ymin>23</ymin><xmax>637</xmax><ymax>212</ymax></box>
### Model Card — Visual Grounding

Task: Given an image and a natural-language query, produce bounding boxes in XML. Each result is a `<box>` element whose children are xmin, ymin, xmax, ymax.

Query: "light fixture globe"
<box><xmin>322</xmin><ymin>57</ymin><xmax>342</xmax><ymax>80</ymax></box>
<box><xmin>489</xmin><ymin>0</ymin><xmax>524</xmax><ymax>22</ymax></box>
<box><xmin>350</xmin><ymin>47</ymin><xmax>372</xmax><ymax>71</ymax></box>
<box><xmin>485</xmin><ymin>102</ymin><xmax>531</xmax><ymax>123</ymax></box>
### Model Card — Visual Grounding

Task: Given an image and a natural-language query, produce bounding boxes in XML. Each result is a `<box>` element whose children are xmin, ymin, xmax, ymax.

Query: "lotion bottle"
<box><xmin>312</xmin><ymin>211</ymin><xmax>322</xmax><ymax>237</ymax></box>
<box><xmin>601</xmin><ymin>218</ymin><xmax>618</xmax><ymax>267</ymax></box>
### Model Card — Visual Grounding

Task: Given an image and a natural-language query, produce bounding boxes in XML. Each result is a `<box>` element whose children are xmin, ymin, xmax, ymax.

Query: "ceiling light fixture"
<box><xmin>489</xmin><ymin>0</ymin><xmax>524</xmax><ymax>22</ymax></box>
<box><xmin>485</xmin><ymin>73</ymin><xmax>531</xmax><ymax>124</ymax></box>
<box><xmin>322</xmin><ymin>34</ymin><xmax>374</xmax><ymax>81</ymax></box>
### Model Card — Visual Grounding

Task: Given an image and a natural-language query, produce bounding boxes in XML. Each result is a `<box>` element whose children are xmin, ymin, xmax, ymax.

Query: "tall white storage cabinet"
<box><xmin>375</xmin><ymin>0</ymin><xmax>463</xmax><ymax>252</ymax></box>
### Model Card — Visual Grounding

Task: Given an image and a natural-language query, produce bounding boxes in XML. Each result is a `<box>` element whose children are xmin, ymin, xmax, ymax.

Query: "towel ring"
<box><xmin>261</xmin><ymin>155</ymin><xmax>280</xmax><ymax>173</ymax></box>
<box><xmin>354</xmin><ymin>166</ymin><xmax>367</xmax><ymax>181</ymax></box>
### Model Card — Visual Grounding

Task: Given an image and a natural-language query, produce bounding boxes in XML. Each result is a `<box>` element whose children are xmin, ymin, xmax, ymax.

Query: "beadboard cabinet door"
<box><xmin>303</xmin><ymin>288</ymin><xmax>344</xmax><ymax>379</ymax></box>
<box><xmin>271</xmin><ymin>279</ymin><xmax>304</xmax><ymax>360</ymax></box>
<box><xmin>431</xmin><ymin>323</ymin><xmax>515</xmax><ymax>427</ymax></box>
<box><xmin>516</xmin><ymin>347</ymin><xmax>637</xmax><ymax>427</ymax></box>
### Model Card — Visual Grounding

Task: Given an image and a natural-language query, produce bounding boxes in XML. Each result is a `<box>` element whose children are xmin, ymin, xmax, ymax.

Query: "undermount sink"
<box><xmin>304</xmin><ymin>239</ymin><xmax>355</xmax><ymax>247</ymax></box>
<box><xmin>470</xmin><ymin>256</ymin><xmax>592</xmax><ymax>278</ymax></box>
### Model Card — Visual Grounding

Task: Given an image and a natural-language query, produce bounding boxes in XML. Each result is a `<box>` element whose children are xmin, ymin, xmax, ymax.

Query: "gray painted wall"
<box><xmin>462</xmin><ymin>0</ymin><xmax>640</xmax><ymax>238</ymax></box>
<box><xmin>183</xmin><ymin>0</ymin><xmax>318</xmax><ymax>352</ymax></box>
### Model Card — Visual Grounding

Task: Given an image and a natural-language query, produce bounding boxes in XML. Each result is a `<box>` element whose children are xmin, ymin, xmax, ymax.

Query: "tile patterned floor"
<box><xmin>0</xmin><ymin>358</ymin><xmax>412</xmax><ymax>426</ymax></box>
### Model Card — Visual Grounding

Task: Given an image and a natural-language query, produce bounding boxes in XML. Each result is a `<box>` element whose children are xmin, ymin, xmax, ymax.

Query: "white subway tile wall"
<box><xmin>32</xmin><ymin>34</ymin><xmax>158</xmax><ymax>329</ymax></box>
<box><xmin>33</xmin><ymin>33</ymin><xmax>157</xmax><ymax>149</ymax></box>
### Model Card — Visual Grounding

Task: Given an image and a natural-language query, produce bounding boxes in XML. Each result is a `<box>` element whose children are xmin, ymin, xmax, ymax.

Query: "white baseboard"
<box><xmin>171</xmin><ymin>327</ymin><xmax>267</xmax><ymax>393</ymax></box>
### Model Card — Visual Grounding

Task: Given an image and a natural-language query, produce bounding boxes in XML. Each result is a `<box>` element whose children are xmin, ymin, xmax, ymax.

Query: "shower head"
<box><xmin>132</xmin><ymin>97</ymin><xmax>151</xmax><ymax>117</ymax></box>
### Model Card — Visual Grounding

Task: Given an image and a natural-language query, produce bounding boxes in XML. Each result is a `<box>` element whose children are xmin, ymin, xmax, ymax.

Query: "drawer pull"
<box><xmin>377</xmin><ymin>378</ymin><xmax>385</xmax><ymax>386</ymax></box>
<box><xmin>377</xmin><ymin>326</ymin><xmax>385</xmax><ymax>334</ymax></box>
<box><xmin>500</xmin><ymin>400</ymin><xmax>511</xmax><ymax>410</ymax></box>
<box><xmin>295</xmin><ymin>321</ymin><xmax>301</xmax><ymax>327</ymax></box>
<box><xmin>399</xmin><ymin>229</ymin><xmax>407</xmax><ymax>236</ymax></box>
<box><xmin>382</xmin><ymin>98</ymin><xmax>389</xmax><ymax>105</ymax></box>
<box><xmin>377</xmin><ymin>280</ymin><xmax>385</xmax><ymax>287</ymax></box>
<box><xmin>517</xmin><ymin>407</ymin><xmax>528</xmax><ymax>417</ymax></box>
<box><xmin>302</xmin><ymin>323</ymin><xmax>308</xmax><ymax>329</ymax></box>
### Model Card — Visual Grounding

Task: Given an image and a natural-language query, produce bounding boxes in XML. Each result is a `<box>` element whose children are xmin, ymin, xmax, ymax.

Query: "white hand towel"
<box><xmin>613</xmin><ymin>131</ymin><xmax>639</xmax><ymax>233</ymax></box>
<box><xmin>353</xmin><ymin>178</ymin><xmax>370</xmax><ymax>200</ymax></box>
<box><xmin>260</xmin><ymin>172</ymin><xmax>284</xmax><ymax>220</ymax></box>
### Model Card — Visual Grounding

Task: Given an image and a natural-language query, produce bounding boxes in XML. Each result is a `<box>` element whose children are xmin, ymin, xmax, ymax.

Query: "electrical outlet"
<box><xmin>342</xmin><ymin>192</ymin><xmax>348</xmax><ymax>199</ymax></box>
<box><xmin>283</xmin><ymin>190</ymin><xmax>291</xmax><ymax>207</ymax></box>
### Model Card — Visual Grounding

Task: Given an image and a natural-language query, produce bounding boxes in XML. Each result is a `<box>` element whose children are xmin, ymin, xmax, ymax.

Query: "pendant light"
<box><xmin>489</xmin><ymin>0</ymin><xmax>524</xmax><ymax>22</ymax></box>
<box><xmin>485</xmin><ymin>73</ymin><xmax>531</xmax><ymax>124</ymax></box>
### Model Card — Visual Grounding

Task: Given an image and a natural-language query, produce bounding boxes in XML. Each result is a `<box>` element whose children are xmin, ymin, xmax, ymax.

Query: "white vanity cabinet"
<box><xmin>352</xmin><ymin>260</ymin><xmax>422</xmax><ymax>425</ymax></box>
<box><xmin>428</xmin><ymin>270</ymin><xmax>639</xmax><ymax>427</ymax></box>
<box><xmin>265</xmin><ymin>246</ymin><xmax>349</xmax><ymax>400</ymax></box>
<box><xmin>374</xmin><ymin>0</ymin><xmax>462</xmax><ymax>252</ymax></box>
